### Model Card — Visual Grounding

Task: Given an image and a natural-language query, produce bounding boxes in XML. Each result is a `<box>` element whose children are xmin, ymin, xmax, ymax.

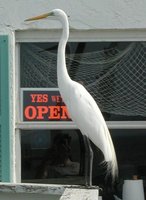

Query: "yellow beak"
<box><xmin>25</xmin><ymin>12</ymin><xmax>53</xmax><ymax>21</ymax></box>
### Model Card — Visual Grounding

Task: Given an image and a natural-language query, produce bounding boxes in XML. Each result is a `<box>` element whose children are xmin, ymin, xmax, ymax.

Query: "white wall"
<box><xmin>0</xmin><ymin>0</ymin><xmax>146</xmax><ymax>32</ymax></box>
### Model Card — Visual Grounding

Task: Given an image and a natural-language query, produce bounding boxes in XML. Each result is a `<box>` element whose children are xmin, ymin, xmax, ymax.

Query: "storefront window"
<box><xmin>15</xmin><ymin>30</ymin><xmax>146</xmax><ymax>197</ymax></box>
<box><xmin>20</xmin><ymin>42</ymin><xmax>146</xmax><ymax>121</ymax></box>
<box><xmin>111</xmin><ymin>129</ymin><xmax>146</xmax><ymax>196</ymax></box>
<box><xmin>111</xmin><ymin>129</ymin><xmax>146</xmax><ymax>177</ymax></box>
<box><xmin>21</xmin><ymin>129</ymin><xmax>84</xmax><ymax>184</ymax></box>
<box><xmin>21</xmin><ymin>129</ymin><xmax>146</xmax><ymax>187</ymax></box>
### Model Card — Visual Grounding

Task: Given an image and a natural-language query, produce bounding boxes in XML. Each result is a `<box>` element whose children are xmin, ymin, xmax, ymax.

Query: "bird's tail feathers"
<box><xmin>106</xmin><ymin>143</ymin><xmax>118</xmax><ymax>182</ymax></box>
<box><xmin>99</xmin><ymin>158</ymin><xmax>118</xmax><ymax>184</ymax></box>
<box><xmin>106</xmin><ymin>159</ymin><xmax>118</xmax><ymax>182</ymax></box>
<box><xmin>102</xmin><ymin>125</ymin><xmax>118</xmax><ymax>182</ymax></box>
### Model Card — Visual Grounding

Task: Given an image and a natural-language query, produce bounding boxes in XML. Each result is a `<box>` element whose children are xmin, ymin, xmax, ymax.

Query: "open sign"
<box><xmin>22</xmin><ymin>88</ymin><xmax>71</xmax><ymax>121</ymax></box>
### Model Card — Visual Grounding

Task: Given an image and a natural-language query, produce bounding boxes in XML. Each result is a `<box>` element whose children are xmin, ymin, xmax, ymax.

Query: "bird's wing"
<box><xmin>67</xmin><ymin>82</ymin><xmax>109</xmax><ymax>149</ymax></box>
<box><xmin>67</xmin><ymin>81</ymin><xmax>117</xmax><ymax>161</ymax></box>
<box><xmin>65</xmin><ymin>81</ymin><xmax>118</xmax><ymax>179</ymax></box>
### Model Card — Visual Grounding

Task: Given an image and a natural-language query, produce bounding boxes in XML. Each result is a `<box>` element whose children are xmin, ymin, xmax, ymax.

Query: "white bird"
<box><xmin>25</xmin><ymin>9</ymin><xmax>118</xmax><ymax>185</ymax></box>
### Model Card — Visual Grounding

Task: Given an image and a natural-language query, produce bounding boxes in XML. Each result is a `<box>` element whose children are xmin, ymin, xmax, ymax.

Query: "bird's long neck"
<box><xmin>57</xmin><ymin>14</ymin><xmax>72</xmax><ymax>94</ymax></box>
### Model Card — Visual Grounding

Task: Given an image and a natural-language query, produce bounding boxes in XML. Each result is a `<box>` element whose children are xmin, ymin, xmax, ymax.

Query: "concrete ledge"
<box><xmin>0</xmin><ymin>183</ymin><xmax>99</xmax><ymax>200</ymax></box>
<box><xmin>60</xmin><ymin>187</ymin><xmax>99</xmax><ymax>200</ymax></box>
<box><xmin>0</xmin><ymin>182</ymin><xmax>65</xmax><ymax>195</ymax></box>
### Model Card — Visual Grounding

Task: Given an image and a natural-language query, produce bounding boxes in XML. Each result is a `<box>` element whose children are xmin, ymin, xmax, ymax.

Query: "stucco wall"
<box><xmin>0</xmin><ymin>0</ymin><xmax>146</xmax><ymax>32</ymax></box>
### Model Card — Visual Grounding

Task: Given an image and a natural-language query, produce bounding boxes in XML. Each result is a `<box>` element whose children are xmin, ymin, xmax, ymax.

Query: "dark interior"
<box><xmin>21</xmin><ymin>129</ymin><xmax>146</xmax><ymax>198</ymax></box>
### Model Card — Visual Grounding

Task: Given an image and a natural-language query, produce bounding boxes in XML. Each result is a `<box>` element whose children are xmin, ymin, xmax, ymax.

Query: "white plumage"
<box><xmin>26</xmin><ymin>9</ymin><xmax>118</xmax><ymax>181</ymax></box>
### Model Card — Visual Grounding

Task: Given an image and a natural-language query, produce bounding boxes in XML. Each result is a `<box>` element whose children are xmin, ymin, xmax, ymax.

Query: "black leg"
<box><xmin>83</xmin><ymin>135</ymin><xmax>93</xmax><ymax>186</ymax></box>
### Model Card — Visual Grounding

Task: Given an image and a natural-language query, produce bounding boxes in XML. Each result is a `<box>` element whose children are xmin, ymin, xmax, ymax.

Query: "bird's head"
<box><xmin>25</xmin><ymin>9</ymin><xmax>67</xmax><ymax>22</ymax></box>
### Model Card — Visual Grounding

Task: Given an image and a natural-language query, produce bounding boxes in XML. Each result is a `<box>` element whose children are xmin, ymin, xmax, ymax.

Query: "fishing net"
<box><xmin>20</xmin><ymin>42</ymin><xmax>146</xmax><ymax>117</ymax></box>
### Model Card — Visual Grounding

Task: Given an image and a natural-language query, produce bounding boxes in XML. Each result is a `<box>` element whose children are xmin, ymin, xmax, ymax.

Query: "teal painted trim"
<box><xmin>0</xmin><ymin>35</ymin><xmax>10</xmax><ymax>182</ymax></box>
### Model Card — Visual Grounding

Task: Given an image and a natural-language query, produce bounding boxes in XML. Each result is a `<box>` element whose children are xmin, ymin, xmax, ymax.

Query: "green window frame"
<box><xmin>0</xmin><ymin>35</ymin><xmax>10</xmax><ymax>182</ymax></box>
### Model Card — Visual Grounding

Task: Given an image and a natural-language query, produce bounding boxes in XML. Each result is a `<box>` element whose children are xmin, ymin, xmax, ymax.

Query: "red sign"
<box><xmin>22</xmin><ymin>89</ymin><xmax>71</xmax><ymax>121</ymax></box>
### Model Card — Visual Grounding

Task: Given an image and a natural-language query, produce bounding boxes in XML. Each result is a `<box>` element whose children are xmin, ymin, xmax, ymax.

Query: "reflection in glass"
<box><xmin>20</xmin><ymin>42</ymin><xmax>146</xmax><ymax>120</ymax></box>
<box><xmin>21</xmin><ymin>129</ymin><xmax>83</xmax><ymax>184</ymax></box>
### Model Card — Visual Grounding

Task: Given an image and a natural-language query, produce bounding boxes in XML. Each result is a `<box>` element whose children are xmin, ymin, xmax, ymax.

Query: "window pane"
<box><xmin>111</xmin><ymin>129</ymin><xmax>146</xmax><ymax>178</ymax></box>
<box><xmin>20</xmin><ymin>42</ymin><xmax>146</xmax><ymax>120</ymax></box>
<box><xmin>21</xmin><ymin>129</ymin><xmax>83</xmax><ymax>184</ymax></box>
<box><xmin>21</xmin><ymin>128</ymin><xmax>146</xmax><ymax>190</ymax></box>
<box><xmin>111</xmin><ymin>129</ymin><xmax>146</xmax><ymax>196</ymax></box>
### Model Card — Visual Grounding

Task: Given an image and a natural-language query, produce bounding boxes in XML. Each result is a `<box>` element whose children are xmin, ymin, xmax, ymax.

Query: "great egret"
<box><xmin>25</xmin><ymin>9</ymin><xmax>118</xmax><ymax>186</ymax></box>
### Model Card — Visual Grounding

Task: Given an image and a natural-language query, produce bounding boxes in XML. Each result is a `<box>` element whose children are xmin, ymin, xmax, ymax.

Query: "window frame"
<box><xmin>16</xmin><ymin>29</ymin><xmax>146</xmax><ymax>130</ymax></box>
<box><xmin>15</xmin><ymin>29</ymin><xmax>146</xmax><ymax>182</ymax></box>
